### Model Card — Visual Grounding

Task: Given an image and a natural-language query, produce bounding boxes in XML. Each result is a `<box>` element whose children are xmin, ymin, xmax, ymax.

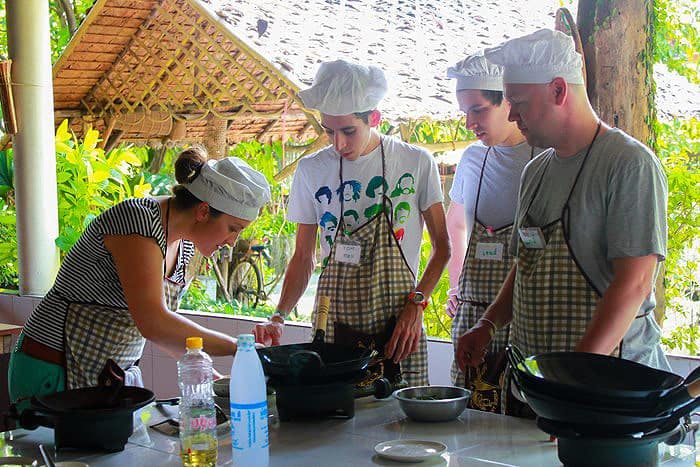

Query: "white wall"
<box><xmin>1</xmin><ymin>293</ymin><xmax>696</xmax><ymax>398</ymax></box>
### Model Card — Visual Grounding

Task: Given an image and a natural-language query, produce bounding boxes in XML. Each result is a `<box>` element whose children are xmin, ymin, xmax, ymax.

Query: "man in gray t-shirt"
<box><xmin>456</xmin><ymin>29</ymin><xmax>670</xmax><ymax>387</ymax></box>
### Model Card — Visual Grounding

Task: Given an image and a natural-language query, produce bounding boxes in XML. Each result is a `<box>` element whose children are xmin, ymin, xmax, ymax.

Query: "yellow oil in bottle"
<box><xmin>180</xmin><ymin>432</ymin><xmax>218</xmax><ymax>467</ymax></box>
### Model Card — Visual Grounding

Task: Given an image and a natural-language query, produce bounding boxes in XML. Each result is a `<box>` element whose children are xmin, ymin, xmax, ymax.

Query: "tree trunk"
<box><xmin>577</xmin><ymin>0</ymin><xmax>665</xmax><ymax>324</ymax></box>
<box><xmin>57</xmin><ymin>0</ymin><xmax>78</xmax><ymax>35</ymax></box>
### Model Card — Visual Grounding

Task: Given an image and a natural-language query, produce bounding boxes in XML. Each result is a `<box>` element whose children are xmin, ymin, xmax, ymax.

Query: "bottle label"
<box><xmin>230</xmin><ymin>401</ymin><xmax>269</xmax><ymax>450</ymax></box>
<box><xmin>190</xmin><ymin>414</ymin><xmax>217</xmax><ymax>431</ymax></box>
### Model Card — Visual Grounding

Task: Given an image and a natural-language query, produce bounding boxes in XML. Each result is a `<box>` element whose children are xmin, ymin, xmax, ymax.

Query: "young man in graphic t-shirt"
<box><xmin>254</xmin><ymin>60</ymin><xmax>450</xmax><ymax>384</ymax></box>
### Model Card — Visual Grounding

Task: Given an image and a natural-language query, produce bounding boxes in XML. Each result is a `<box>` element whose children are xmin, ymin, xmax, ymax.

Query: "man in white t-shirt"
<box><xmin>254</xmin><ymin>59</ymin><xmax>450</xmax><ymax>386</ymax></box>
<box><xmin>445</xmin><ymin>52</ymin><xmax>541</xmax><ymax>412</ymax></box>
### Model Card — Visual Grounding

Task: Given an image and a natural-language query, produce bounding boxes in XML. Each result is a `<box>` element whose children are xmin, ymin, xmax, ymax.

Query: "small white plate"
<box><xmin>374</xmin><ymin>439</ymin><xmax>447</xmax><ymax>463</ymax></box>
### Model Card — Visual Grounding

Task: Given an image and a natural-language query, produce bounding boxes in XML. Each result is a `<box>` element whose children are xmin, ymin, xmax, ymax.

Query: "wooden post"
<box><xmin>204</xmin><ymin>114</ymin><xmax>228</xmax><ymax>160</ymax></box>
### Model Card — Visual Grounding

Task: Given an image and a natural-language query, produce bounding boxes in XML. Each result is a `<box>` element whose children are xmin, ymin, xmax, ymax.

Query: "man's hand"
<box><xmin>445</xmin><ymin>287</ymin><xmax>459</xmax><ymax>318</ymax></box>
<box><xmin>252</xmin><ymin>317</ymin><xmax>284</xmax><ymax>346</ymax></box>
<box><xmin>385</xmin><ymin>302</ymin><xmax>423</xmax><ymax>363</ymax></box>
<box><xmin>456</xmin><ymin>324</ymin><xmax>492</xmax><ymax>372</ymax></box>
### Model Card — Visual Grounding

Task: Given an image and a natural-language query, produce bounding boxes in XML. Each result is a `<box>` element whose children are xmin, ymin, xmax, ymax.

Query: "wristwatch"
<box><xmin>408</xmin><ymin>290</ymin><xmax>429</xmax><ymax>310</ymax></box>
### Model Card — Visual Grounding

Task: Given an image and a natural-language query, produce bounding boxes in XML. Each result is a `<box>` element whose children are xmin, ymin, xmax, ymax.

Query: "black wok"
<box><xmin>515</xmin><ymin>381</ymin><xmax>700</xmax><ymax>435</ymax></box>
<box><xmin>512</xmin><ymin>355</ymin><xmax>700</xmax><ymax>414</ymax></box>
<box><xmin>257</xmin><ymin>343</ymin><xmax>374</xmax><ymax>386</ymax></box>
<box><xmin>257</xmin><ymin>297</ymin><xmax>375</xmax><ymax>385</ymax></box>
<box><xmin>15</xmin><ymin>385</ymin><xmax>154</xmax><ymax>452</ymax></box>
<box><xmin>506</xmin><ymin>345</ymin><xmax>685</xmax><ymax>401</ymax></box>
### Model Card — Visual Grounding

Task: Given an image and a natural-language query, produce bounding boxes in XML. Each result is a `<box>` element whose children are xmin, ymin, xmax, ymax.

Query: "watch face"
<box><xmin>412</xmin><ymin>291</ymin><xmax>426</xmax><ymax>303</ymax></box>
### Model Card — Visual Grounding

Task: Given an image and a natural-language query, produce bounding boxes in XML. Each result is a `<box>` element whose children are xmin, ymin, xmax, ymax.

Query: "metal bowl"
<box><xmin>213</xmin><ymin>377</ymin><xmax>231</xmax><ymax>397</ymax></box>
<box><xmin>394</xmin><ymin>386</ymin><xmax>471</xmax><ymax>422</ymax></box>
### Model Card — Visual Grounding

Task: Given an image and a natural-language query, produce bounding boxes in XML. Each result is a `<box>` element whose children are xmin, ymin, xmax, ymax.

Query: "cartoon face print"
<box><xmin>364</xmin><ymin>203</ymin><xmax>383</xmax><ymax>220</ymax></box>
<box><xmin>390</xmin><ymin>173</ymin><xmax>416</xmax><ymax>197</ymax></box>
<box><xmin>365</xmin><ymin>176</ymin><xmax>388</xmax><ymax>198</ymax></box>
<box><xmin>320</xmin><ymin>212</ymin><xmax>338</xmax><ymax>232</ymax></box>
<box><xmin>343</xmin><ymin>209</ymin><xmax>360</xmax><ymax>231</ymax></box>
<box><xmin>337</xmin><ymin>180</ymin><xmax>361</xmax><ymax>202</ymax></box>
<box><xmin>315</xmin><ymin>186</ymin><xmax>332</xmax><ymax>204</ymax></box>
<box><xmin>393</xmin><ymin>201</ymin><xmax>411</xmax><ymax>225</ymax></box>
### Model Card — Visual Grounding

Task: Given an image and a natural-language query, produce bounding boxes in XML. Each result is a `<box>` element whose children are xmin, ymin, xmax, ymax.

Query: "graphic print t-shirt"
<box><xmin>286</xmin><ymin>137</ymin><xmax>443</xmax><ymax>275</ymax></box>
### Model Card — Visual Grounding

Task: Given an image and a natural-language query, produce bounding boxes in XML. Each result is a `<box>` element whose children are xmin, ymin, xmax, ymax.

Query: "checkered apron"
<box><xmin>64</xmin><ymin>302</ymin><xmax>145</xmax><ymax>389</ymax></box>
<box><xmin>504</xmin><ymin>124</ymin><xmax>615</xmax><ymax>415</ymax></box>
<box><xmin>450</xmin><ymin>148</ymin><xmax>522</xmax><ymax>413</ymax></box>
<box><xmin>313</xmin><ymin>139</ymin><xmax>428</xmax><ymax>386</ymax></box>
<box><xmin>63</xmin><ymin>240</ymin><xmax>187</xmax><ymax>389</ymax></box>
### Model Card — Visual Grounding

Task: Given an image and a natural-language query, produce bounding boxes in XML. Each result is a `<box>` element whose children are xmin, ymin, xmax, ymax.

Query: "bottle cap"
<box><xmin>237</xmin><ymin>333</ymin><xmax>255</xmax><ymax>350</ymax></box>
<box><xmin>186</xmin><ymin>336</ymin><xmax>203</xmax><ymax>349</ymax></box>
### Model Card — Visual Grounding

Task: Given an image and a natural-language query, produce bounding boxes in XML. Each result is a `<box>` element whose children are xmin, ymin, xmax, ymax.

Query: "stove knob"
<box><xmin>373</xmin><ymin>378</ymin><xmax>393</xmax><ymax>399</ymax></box>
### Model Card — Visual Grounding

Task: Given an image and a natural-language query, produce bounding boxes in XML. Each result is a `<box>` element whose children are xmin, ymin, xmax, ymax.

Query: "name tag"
<box><xmin>518</xmin><ymin>227</ymin><xmax>546</xmax><ymax>249</ymax></box>
<box><xmin>475</xmin><ymin>242</ymin><xmax>504</xmax><ymax>260</ymax></box>
<box><xmin>335</xmin><ymin>242</ymin><xmax>362</xmax><ymax>264</ymax></box>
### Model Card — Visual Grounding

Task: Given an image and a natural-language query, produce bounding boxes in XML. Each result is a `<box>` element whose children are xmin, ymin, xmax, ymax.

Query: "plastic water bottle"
<box><xmin>230</xmin><ymin>334</ymin><xmax>269</xmax><ymax>466</ymax></box>
<box><xmin>178</xmin><ymin>337</ymin><xmax>218</xmax><ymax>467</ymax></box>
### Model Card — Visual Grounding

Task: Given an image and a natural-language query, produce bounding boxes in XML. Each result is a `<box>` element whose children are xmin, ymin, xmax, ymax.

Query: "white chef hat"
<box><xmin>447</xmin><ymin>52</ymin><xmax>503</xmax><ymax>91</ymax></box>
<box><xmin>484</xmin><ymin>29</ymin><xmax>584</xmax><ymax>85</ymax></box>
<box><xmin>184</xmin><ymin>157</ymin><xmax>271</xmax><ymax>221</ymax></box>
<box><xmin>298</xmin><ymin>59</ymin><xmax>388</xmax><ymax>116</ymax></box>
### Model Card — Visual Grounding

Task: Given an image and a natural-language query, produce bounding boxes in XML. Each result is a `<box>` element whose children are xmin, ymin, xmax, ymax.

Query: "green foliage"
<box><xmin>0</xmin><ymin>198</ymin><xmax>17</xmax><ymax>289</ymax></box>
<box><xmin>653</xmin><ymin>0</ymin><xmax>700</xmax><ymax>84</ymax></box>
<box><xmin>229</xmin><ymin>140</ymin><xmax>296</xmax><ymax>241</ymax></box>
<box><xmin>417</xmin><ymin>230</ymin><xmax>451</xmax><ymax>340</ymax></box>
<box><xmin>655</xmin><ymin>117</ymin><xmax>700</xmax><ymax>354</ymax></box>
<box><xmin>0</xmin><ymin>149</ymin><xmax>13</xmax><ymax>197</ymax></box>
<box><xmin>0</xmin><ymin>1</ymin><xmax>97</xmax><ymax>62</ymax></box>
<box><xmin>54</xmin><ymin>120</ymin><xmax>152</xmax><ymax>252</ymax></box>
<box><xmin>180</xmin><ymin>277</ymin><xmax>276</xmax><ymax>318</ymax></box>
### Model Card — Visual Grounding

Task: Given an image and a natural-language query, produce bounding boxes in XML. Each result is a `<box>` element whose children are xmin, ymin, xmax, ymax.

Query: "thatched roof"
<box><xmin>53</xmin><ymin>0</ymin><xmax>321</xmax><ymax>146</ymax></box>
<box><xmin>52</xmin><ymin>0</ymin><xmax>697</xmax><ymax>148</ymax></box>
<box><xmin>204</xmin><ymin>0</ymin><xmax>569</xmax><ymax>122</ymax></box>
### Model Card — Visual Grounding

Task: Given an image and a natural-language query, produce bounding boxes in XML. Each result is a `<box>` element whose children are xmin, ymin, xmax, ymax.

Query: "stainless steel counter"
<box><xmin>1</xmin><ymin>396</ymin><xmax>697</xmax><ymax>466</ymax></box>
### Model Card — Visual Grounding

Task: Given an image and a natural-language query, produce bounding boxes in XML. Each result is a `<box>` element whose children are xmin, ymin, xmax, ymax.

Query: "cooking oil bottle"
<box><xmin>178</xmin><ymin>337</ymin><xmax>218</xmax><ymax>467</ymax></box>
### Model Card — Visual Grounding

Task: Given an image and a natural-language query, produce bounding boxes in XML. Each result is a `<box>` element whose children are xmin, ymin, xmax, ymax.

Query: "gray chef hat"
<box><xmin>298</xmin><ymin>59</ymin><xmax>388</xmax><ymax>116</ymax></box>
<box><xmin>447</xmin><ymin>52</ymin><xmax>503</xmax><ymax>91</ymax></box>
<box><xmin>484</xmin><ymin>29</ymin><xmax>584</xmax><ymax>85</ymax></box>
<box><xmin>184</xmin><ymin>157</ymin><xmax>271</xmax><ymax>221</ymax></box>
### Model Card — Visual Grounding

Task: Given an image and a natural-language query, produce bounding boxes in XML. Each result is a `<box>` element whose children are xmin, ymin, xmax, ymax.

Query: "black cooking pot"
<box><xmin>16</xmin><ymin>386</ymin><xmax>155</xmax><ymax>452</ymax></box>
<box><xmin>536</xmin><ymin>417</ymin><xmax>683</xmax><ymax>467</ymax></box>
<box><xmin>257</xmin><ymin>343</ymin><xmax>374</xmax><ymax>386</ymax></box>
<box><xmin>257</xmin><ymin>296</ymin><xmax>376</xmax><ymax>386</ymax></box>
<box><xmin>506</xmin><ymin>347</ymin><xmax>700</xmax><ymax>436</ymax></box>
<box><xmin>506</xmin><ymin>345</ymin><xmax>686</xmax><ymax>401</ymax></box>
<box><xmin>515</xmin><ymin>381</ymin><xmax>699</xmax><ymax>435</ymax></box>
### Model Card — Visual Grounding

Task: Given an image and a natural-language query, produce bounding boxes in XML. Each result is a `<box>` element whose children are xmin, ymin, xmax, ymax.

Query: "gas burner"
<box><xmin>536</xmin><ymin>417</ymin><xmax>683</xmax><ymax>467</ymax></box>
<box><xmin>273</xmin><ymin>382</ymin><xmax>356</xmax><ymax>421</ymax></box>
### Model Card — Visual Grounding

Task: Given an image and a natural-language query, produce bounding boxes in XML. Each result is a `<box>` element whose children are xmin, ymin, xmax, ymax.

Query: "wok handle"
<box><xmin>687</xmin><ymin>378</ymin><xmax>700</xmax><ymax>399</ymax></box>
<box><xmin>683</xmin><ymin>365</ymin><xmax>700</xmax><ymax>386</ymax></box>
<box><xmin>316</xmin><ymin>296</ymin><xmax>330</xmax><ymax>334</ymax></box>
<box><xmin>505</xmin><ymin>345</ymin><xmax>525</xmax><ymax>371</ymax></box>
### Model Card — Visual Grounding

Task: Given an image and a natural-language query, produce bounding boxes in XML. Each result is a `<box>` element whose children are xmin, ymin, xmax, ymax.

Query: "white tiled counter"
<box><xmin>1</xmin><ymin>394</ymin><xmax>697</xmax><ymax>466</ymax></box>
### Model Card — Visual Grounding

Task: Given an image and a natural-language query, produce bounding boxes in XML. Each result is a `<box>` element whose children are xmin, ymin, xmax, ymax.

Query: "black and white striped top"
<box><xmin>23</xmin><ymin>198</ymin><xmax>195</xmax><ymax>352</ymax></box>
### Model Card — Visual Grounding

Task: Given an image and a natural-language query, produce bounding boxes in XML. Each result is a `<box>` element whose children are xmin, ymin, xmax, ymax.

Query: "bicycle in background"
<box><xmin>208</xmin><ymin>236</ymin><xmax>290</xmax><ymax>309</ymax></box>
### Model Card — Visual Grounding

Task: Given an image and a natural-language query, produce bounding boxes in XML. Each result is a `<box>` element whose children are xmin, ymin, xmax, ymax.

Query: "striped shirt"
<box><xmin>23</xmin><ymin>197</ymin><xmax>195</xmax><ymax>352</ymax></box>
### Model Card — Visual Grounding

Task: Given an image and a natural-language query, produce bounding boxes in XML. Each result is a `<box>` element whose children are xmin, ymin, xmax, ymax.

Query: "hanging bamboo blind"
<box><xmin>52</xmin><ymin>0</ymin><xmax>320</xmax><ymax>144</ymax></box>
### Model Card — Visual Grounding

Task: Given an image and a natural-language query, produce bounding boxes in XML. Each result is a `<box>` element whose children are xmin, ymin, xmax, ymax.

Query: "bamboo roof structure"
<box><xmin>52</xmin><ymin>0</ymin><xmax>322</xmax><ymax>147</ymax></box>
<box><xmin>51</xmin><ymin>0</ymin><xmax>698</xmax><ymax>150</ymax></box>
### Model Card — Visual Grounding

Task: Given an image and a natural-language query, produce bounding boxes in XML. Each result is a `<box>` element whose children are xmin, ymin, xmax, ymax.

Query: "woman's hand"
<box><xmin>455</xmin><ymin>324</ymin><xmax>492</xmax><ymax>372</ymax></box>
<box><xmin>252</xmin><ymin>316</ymin><xmax>284</xmax><ymax>346</ymax></box>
